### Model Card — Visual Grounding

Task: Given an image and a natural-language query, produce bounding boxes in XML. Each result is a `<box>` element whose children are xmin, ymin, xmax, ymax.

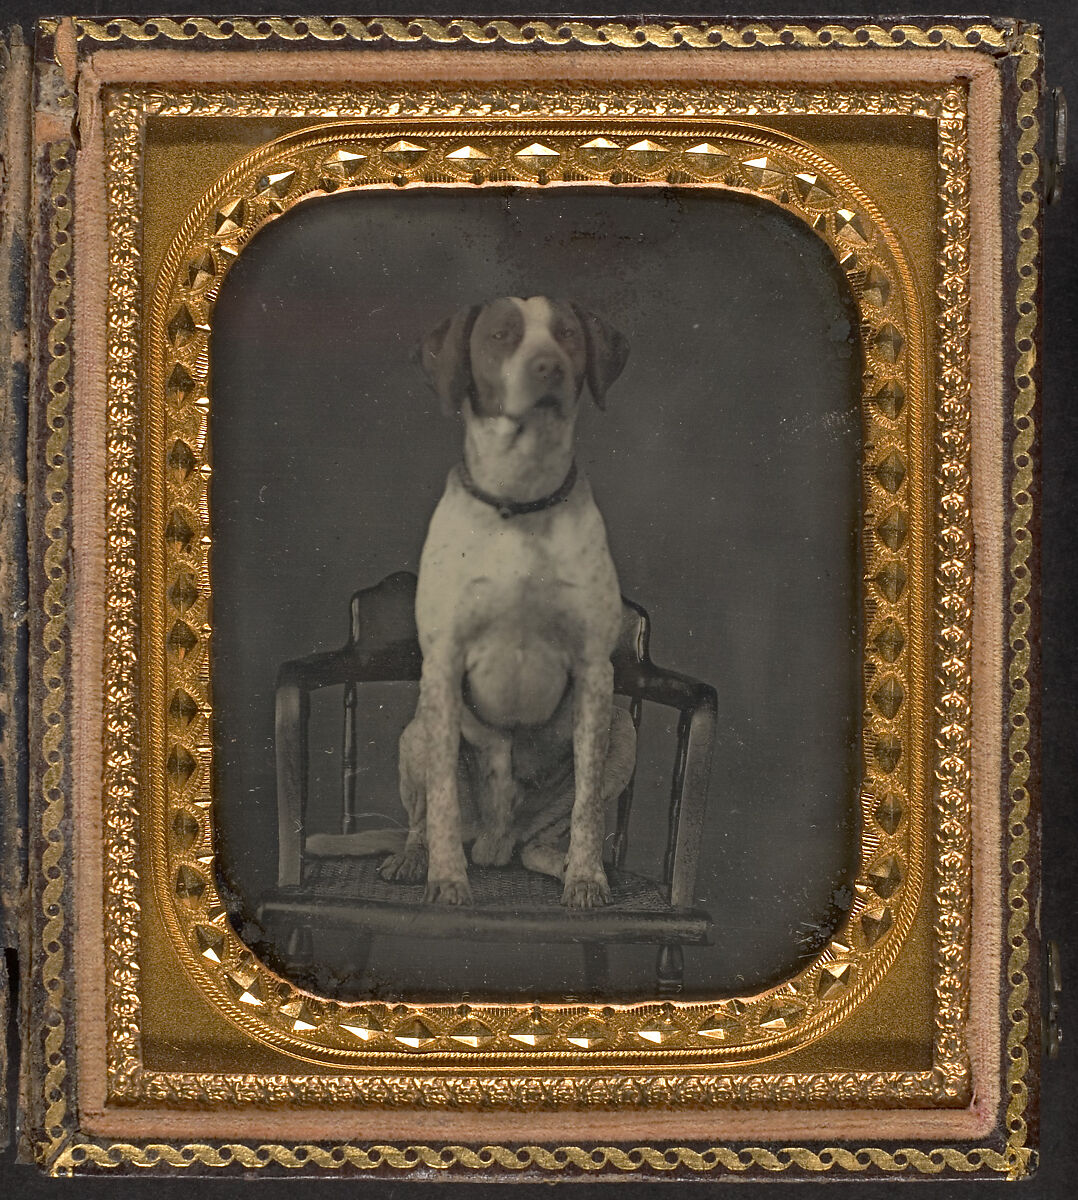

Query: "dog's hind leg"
<box><xmin>520</xmin><ymin>838</ymin><xmax>568</xmax><ymax>879</ymax></box>
<box><xmin>461</xmin><ymin>706</ymin><xmax>516</xmax><ymax>867</ymax></box>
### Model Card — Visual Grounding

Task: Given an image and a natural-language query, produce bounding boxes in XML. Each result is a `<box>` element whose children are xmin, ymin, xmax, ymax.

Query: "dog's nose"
<box><xmin>528</xmin><ymin>354</ymin><xmax>564</xmax><ymax>386</ymax></box>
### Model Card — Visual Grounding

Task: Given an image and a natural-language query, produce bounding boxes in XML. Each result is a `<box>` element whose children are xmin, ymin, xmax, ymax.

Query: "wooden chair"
<box><xmin>258</xmin><ymin>571</ymin><xmax>717</xmax><ymax>997</ymax></box>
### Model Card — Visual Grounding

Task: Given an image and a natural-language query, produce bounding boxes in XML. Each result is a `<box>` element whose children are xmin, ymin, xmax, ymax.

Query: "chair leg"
<box><xmin>284</xmin><ymin>923</ymin><xmax>314</xmax><ymax>972</ymax></box>
<box><xmin>656</xmin><ymin>943</ymin><xmax>684</xmax><ymax>998</ymax></box>
<box><xmin>351</xmin><ymin>934</ymin><xmax>373</xmax><ymax>985</ymax></box>
<box><xmin>331</xmin><ymin>934</ymin><xmax>375</xmax><ymax>998</ymax></box>
<box><xmin>581</xmin><ymin>942</ymin><xmax>609</xmax><ymax>995</ymax></box>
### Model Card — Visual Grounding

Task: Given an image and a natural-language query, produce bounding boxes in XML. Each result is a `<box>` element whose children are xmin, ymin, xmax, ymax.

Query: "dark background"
<box><xmin>211</xmin><ymin>184</ymin><xmax>862</xmax><ymax>1000</ymax></box>
<box><xmin>3</xmin><ymin>0</ymin><xmax>1076</xmax><ymax>1194</ymax></box>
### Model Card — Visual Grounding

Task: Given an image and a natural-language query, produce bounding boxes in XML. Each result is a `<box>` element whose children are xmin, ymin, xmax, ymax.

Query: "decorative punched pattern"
<box><xmin>37</xmin><ymin>139</ymin><xmax>74</xmax><ymax>1168</ymax></box>
<box><xmin>102</xmin><ymin>96</ymin><xmax>146</xmax><ymax>1101</ymax></box>
<box><xmin>932</xmin><ymin>85</ymin><xmax>975</xmax><ymax>1103</ymax></box>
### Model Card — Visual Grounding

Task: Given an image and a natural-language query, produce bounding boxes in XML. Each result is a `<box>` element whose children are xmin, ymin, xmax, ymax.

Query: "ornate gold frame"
<box><xmin>22</xmin><ymin>14</ymin><xmax>1040</xmax><ymax>1180</ymax></box>
<box><xmin>146</xmin><ymin>113</ymin><xmax>930</xmax><ymax>1073</ymax></box>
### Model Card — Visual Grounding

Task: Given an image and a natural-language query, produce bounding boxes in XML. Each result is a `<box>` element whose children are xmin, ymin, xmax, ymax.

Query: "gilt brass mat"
<box><xmin>117</xmin><ymin>87</ymin><xmax>948</xmax><ymax>1095</ymax></box>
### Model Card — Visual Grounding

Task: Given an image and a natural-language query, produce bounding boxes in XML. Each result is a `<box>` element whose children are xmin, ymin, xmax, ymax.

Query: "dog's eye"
<box><xmin>490</xmin><ymin>329</ymin><xmax>507</xmax><ymax>341</ymax></box>
<box><xmin>556</xmin><ymin>325</ymin><xmax>578</xmax><ymax>341</ymax></box>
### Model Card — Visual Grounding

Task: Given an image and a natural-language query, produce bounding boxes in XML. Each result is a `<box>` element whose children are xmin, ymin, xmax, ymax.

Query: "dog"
<box><xmin>379</xmin><ymin>296</ymin><xmax>636</xmax><ymax>907</ymax></box>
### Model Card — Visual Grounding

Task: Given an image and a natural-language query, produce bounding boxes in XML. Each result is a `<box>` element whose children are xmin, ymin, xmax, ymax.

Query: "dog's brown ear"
<box><xmin>416</xmin><ymin>305</ymin><xmax>480</xmax><ymax>415</ymax></box>
<box><xmin>571</xmin><ymin>304</ymin><xmax>630</xmax><ymax>409</ymax></box>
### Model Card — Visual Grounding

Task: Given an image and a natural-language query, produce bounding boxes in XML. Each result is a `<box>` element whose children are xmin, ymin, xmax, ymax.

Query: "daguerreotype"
<box><xmin>2</xmin><ymin>11</ymin><xmax>1046</xmax><ymax>1181</ymax></box>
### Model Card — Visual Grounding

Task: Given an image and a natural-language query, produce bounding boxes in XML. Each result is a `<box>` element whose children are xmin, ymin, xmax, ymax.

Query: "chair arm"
<box><xmin>276</xmin><ymin>641</ymin><xmax>422</xmax><ymax>692</ymax></box>
<box><xmin>617</xmin><ymin>662</ymin><xmax>718</xmax><ymax>715</ymax></box>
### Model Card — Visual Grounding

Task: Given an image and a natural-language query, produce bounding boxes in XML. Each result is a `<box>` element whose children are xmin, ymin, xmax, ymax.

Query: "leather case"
<box><xmin>0</xmin><ymin>13</ymin><xmax>1050</xmax><ymax>1181</ymax></box>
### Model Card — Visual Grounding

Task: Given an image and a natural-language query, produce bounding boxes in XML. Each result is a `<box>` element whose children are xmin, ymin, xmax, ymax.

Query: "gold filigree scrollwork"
<box><xmin>54</xmin><ymin>15</ymin><xmax>1013</xmax><ymax>52</ymax></box>
<box><xmin>50</xmin><ymin>1139</ymin><xmax>1017</xmax><ymax>1177</ymax></box>
<box><xmin>102</xmin><ymin>93</ymin><xmax>146</xmax><ymax>1098</ymax></box>
<box><xmin>138</xmin><ymin>82</ymin><xmax>948</xmax><ymax>121</ymax></box>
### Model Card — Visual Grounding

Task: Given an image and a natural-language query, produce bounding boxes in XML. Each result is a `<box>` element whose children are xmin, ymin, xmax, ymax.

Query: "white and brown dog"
<box><xmin>381</xmin><ymin>296</ymin><xmax>636</xmax><ymax>907</ymax></box>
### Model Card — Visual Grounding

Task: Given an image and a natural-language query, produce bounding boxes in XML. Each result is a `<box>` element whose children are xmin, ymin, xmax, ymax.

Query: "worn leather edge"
<box><xmin>0</xmin><ymin>25</ymin><xmax>33</xmax><ymax>1155</ymax></box>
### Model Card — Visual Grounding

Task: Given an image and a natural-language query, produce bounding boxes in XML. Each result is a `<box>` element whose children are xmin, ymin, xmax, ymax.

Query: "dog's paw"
<box><xmin>423</xmin><ymin>876</ymin><xmax>473</xmax><ymax>906</ymax></box>
<box><xmin>470</xmin><ymin>831</ymin><xmax>515</xmax><ymax>868</ymax></box>
<box><xmin>561</xmin><ymin>870</ymin><xmax>611</xmax><ymax>908</ymax></box>
<box><xmin>379</xmin><ymin>846</ymin><xmax>428</xmax><ymax>884</ymax></box>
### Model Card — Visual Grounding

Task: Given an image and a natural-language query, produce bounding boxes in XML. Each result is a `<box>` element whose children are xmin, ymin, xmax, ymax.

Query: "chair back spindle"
<box><xmin>341</xmin><ymin>681</ymin><xmax>358</xmax><ymax>834</ymax></box>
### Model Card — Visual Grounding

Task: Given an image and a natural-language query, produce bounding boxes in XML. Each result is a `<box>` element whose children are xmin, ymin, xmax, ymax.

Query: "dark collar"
<box><xmin>458</xmin><ymin>459</ymin><xmax>578</xmax><ymax>520</ymax></box>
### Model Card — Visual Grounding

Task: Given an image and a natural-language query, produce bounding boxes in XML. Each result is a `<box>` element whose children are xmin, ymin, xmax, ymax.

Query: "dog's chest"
<box><xmin>417</xmin><ymin>484</ymin><xmax>620</xmax><ymax>654</ymax></box>
<box><xmin>466</xmin><ymin>522</ymin><xmax>595</xmax><ymax>634</ymax></box>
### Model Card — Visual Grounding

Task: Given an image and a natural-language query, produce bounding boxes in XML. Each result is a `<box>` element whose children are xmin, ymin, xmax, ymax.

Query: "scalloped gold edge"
<box><xmin>1002</xmin><ymin>26</ymin><xmax>1041</xmax><ymax>1182</ymax></box>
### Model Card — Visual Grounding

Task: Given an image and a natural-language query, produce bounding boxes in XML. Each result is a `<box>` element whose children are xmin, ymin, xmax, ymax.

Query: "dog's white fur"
<box><xmin>381</xmin><ymin>296</ymin><xmax>634</xmax><ymax>907</ymax></box>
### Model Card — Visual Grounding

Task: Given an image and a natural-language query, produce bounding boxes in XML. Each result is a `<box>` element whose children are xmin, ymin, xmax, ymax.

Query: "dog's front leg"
<box><xmin>379</xmin><ymin>717</ymin><xmax>429</xmax><ymax>883</ymax></box>
<box><xmin>563</xmin><ymin>657</ymin><xmax>613</xmax><ymax>908</ymax></box>
<box><xmin>417</xmin><ymin>651</ymin><xmax>472</xmax><ymax>905</ymax></box>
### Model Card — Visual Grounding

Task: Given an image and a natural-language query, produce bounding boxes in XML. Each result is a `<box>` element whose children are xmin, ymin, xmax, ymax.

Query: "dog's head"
<box><xmin>417</xmin><ymin>297</ymin><xmax>629</xmax><ymax>421</ymax></box>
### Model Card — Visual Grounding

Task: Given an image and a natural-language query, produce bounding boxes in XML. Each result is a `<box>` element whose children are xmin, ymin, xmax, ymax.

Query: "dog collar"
<box><xmin>458</xmin><ymin>459</ymin><xmax>578</xmax><ymax>520</ymax></box>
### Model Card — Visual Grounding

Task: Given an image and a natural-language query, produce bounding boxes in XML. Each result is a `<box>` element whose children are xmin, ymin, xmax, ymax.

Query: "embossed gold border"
<box><xmin>26</xmin><ymin>15</ymin><xmax>1038</xmax><ymax>1179</ymax></box>
<box><xmin>143</xmin><ymin>115</ymin><xmax>927</xmax><ymax>1074</ymax></box>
